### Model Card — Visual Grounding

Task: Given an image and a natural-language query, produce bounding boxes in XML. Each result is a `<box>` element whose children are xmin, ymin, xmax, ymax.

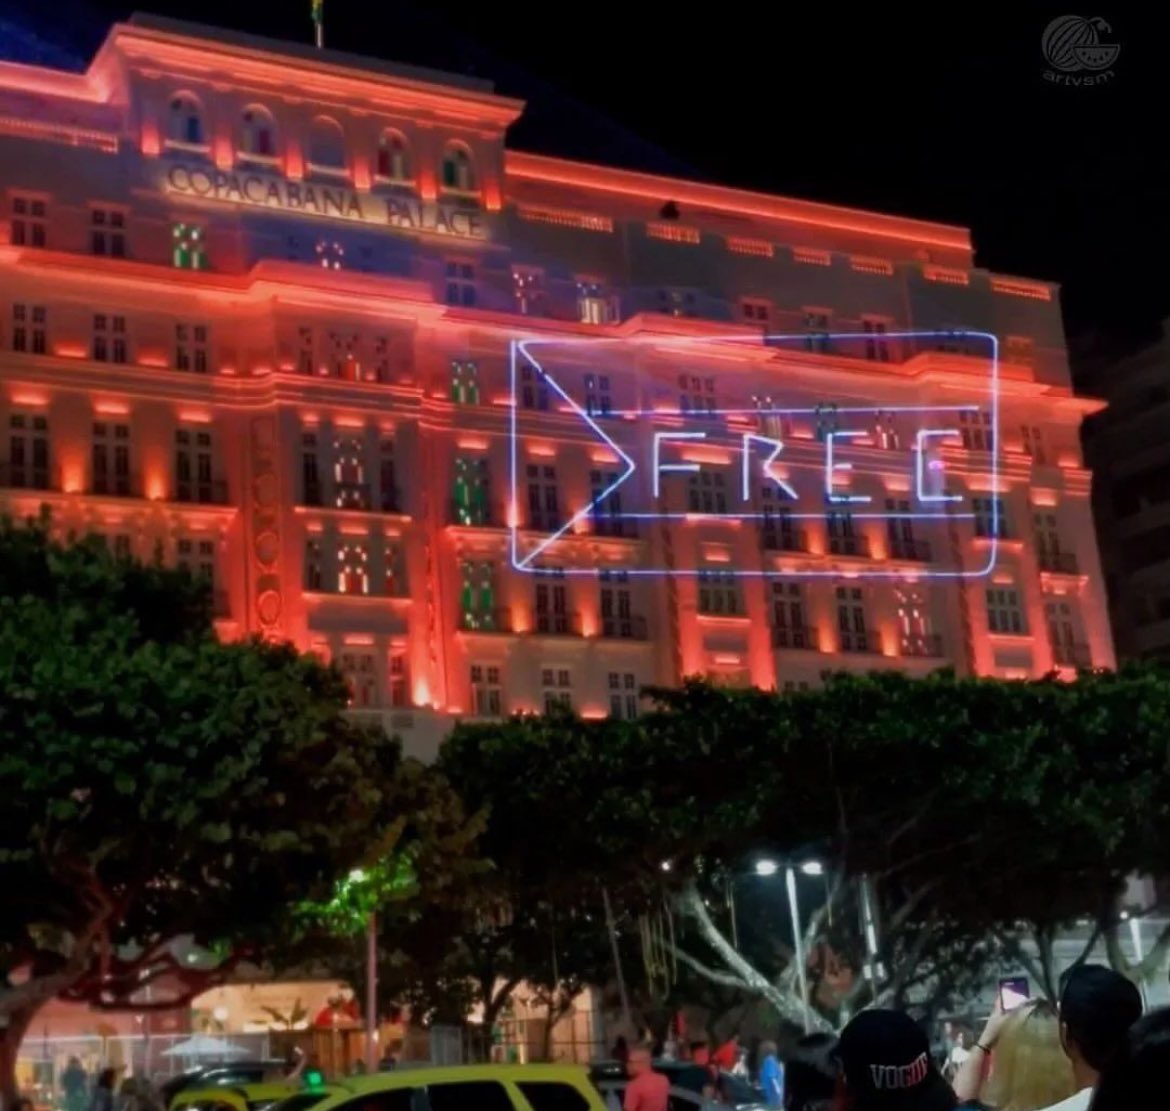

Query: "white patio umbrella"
<box><xmin>161</xmin><ymin>1035</ymin><xmax>250</xmax><ymax>1060</ymax></box>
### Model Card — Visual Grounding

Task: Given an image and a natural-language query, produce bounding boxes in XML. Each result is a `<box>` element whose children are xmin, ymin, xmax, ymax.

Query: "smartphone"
<box><xmin>998</xmin><ymin>976</ymin><xmax>1030</xmax><ymax>1011</ymax></box>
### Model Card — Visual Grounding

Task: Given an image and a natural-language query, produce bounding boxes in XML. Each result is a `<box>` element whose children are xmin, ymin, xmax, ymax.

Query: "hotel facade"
<box><xmin>0</xmin><ymin>15</ymin><xmax>1114</xmax><ymax>757</ymax></box>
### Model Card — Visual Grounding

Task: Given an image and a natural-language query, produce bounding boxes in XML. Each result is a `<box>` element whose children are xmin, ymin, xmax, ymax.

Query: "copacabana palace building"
<box><xmin>0</xmin><ymin>14</ymin><xmax>1115</xmax><ymax>757</ymax></box>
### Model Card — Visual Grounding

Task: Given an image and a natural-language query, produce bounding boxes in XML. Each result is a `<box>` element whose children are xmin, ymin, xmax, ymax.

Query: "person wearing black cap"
<box><xmin>836</xmin><ymin>1009</ymin><xmax>958</xmax><ymax>1111</ymax></box>
<box><xmin>1035</xmin><ymin>965</ymin><xmax>1143</xmax><ymax>1111</ymax></box>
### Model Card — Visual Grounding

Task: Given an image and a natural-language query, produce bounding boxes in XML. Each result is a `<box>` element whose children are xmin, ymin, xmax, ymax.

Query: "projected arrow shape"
<box><xmin>510</xmin><ymin>339</ymin><xmax>637</xmax><ymax>571</ymax></box>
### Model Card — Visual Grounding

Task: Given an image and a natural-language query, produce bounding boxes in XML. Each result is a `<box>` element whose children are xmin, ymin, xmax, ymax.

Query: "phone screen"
<box><xmin>998</xmin><ymin>976</ymin><xmax>1030</xmax><ymax>1011</ymax></box>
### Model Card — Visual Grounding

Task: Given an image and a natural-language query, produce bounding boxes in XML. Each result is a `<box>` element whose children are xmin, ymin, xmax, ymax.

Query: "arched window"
<box><xmin>441</xmin><ymin>144</ymin><xmax>475</xmax><ymax>193</ymax></box>
<box><xmin>308</xmin><ymin>116</ymin><xmax>346</xmax><ymax>172</ymax></box>
<box><xmin>240</xmin><ymin>106</ymin><xmax>276</xmax><ymax>159</ymax></box>
<box><xmin>376</xmin><ymin>131</ymin><xmax>409</xmax><ymax>182</ymax></box>
<box><xmin>168</xmin><ymin>94</ymin><xmax>204</xmax><ymax>146</ymax></box>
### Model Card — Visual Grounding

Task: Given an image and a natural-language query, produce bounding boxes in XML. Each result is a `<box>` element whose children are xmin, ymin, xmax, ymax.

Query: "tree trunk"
<box><xmin>0</xmin><ymin>1006</ymin><xmax>39</xmax><ymax>1110</ymax></box>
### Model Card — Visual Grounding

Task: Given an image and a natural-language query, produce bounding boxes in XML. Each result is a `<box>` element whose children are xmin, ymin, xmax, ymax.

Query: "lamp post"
<box><xmin>348</xmin><ymin>868</ymin><xmax>379</xmax><ymax>1072</ymax></box>
<box><xmin>755</xmin><ymin>858</ymin><xmax>822</xmax><ymax>1033</ymax></box>
<box><xmin>1122</xmin><ymin>911</ymin><xmax>1148</xmax><ymax>1009</ymax></box>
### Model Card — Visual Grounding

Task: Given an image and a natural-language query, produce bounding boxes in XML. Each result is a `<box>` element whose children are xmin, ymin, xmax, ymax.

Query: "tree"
<box><xmin>0</xmin><ymin>520</ymin><xmax>409</xmax><ymax>1104</ymax></box>
<box><xmin>436</xmin><ymin>667</ymin><xmax>1170</xmax><ymax>1035</ymax></box>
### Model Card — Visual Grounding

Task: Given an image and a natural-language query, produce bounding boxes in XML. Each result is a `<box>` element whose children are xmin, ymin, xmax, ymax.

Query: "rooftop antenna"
<box><xmin>312</xmin><ymin>0</ymin><xmax>324</xmax><ymax>48</ymax></box>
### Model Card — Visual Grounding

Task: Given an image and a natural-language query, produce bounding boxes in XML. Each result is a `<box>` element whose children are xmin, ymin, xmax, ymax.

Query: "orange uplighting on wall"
<box><xmin>284</xmin><ymin>142</ymin><xmax>305</xmax><ymax>182</ymax></box>
<box><xmin>177</xmin><ymin>409</ymin><xmax>212</xmax><ymax>424</ymax></box>
<box><xmin>53</xmin><ymin>344</ymin><xmax>87</xmax><ymax>359</ymax></box>
<box><xmin>1031</xmin><ymin>489</ymin><xmax>1058</xmax><ymax>507</ymax></box>
<box><xmin>413</xmin><ymin>677</ymin><xmax>430</xmax><ymax>706</ymax></box>
<box><xmin>527</xmin><ymin>444</ymin><xmax>556</xmax><ymax>458</ymax></box>
<box><xmin>94</xmin><ymin>400</ymin><xmax>129</xmax><ymax>415</ymax></box>
<box><xmin>335</xmin><ymin>415</ymin><xmax>365</xmax><ymax>429</ymax></box>
<box><xmin>137</xmin><ymin>355</ymin><xmax>169</xmax><ymax>368</ymax></box>
<box><xmin>61</xmin><ymin>459</ymin><xmax>84</xmax><ymax>494</ymax></box>
<box><xmin>140</xmin><ymin>120</ymin><xmax>161</xmax><ymax>156</ymax></box>
<box><xmin>145</xmin><ymin>470</ymin><xmax>166</xmax><ymax>501</ymax></box>
<box><xmin>214</xmin><ymin>137</ymin><xmax>233</xmax><ymax>170</ymax></box>
<box><xmin>352</xmin><ymin>154</ymin><xmax>372</xmax><ymax>192</ymax></box>
<box><xmin>483</xmin><ymin>178</ymin><xmax>503</xmax><ymax>213</ymax></box>
<box><xmin>580</xmin><ymin>708</ymin><xmax>608</xmax><ymax>721</ymax></box>
<box><xmin>456</xmin><ymin>435</ymin><xmax>489</xmax><ymax>450</ymax></box>
<box><xmin>343</xmin><ymin>633</ymin><xmax>374</xmax><ymax>646</ymax></box>
<box><xmin>11</xmin><ymin>391</ymin><xmax>48</xmax><ymax>407</ymax></box>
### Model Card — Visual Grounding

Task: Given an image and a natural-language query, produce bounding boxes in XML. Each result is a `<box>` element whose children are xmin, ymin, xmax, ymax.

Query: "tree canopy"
<box><xmin>0</xmin><ymin>520</ymin><xmax>420</xmax><ymax>1098</ymax></box>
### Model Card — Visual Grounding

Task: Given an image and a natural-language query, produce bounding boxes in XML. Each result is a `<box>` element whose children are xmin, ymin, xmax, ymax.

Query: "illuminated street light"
<box><xmin>754</xmin><ymin>859</ymin><xmax>779</xmax><ymax>876</ymax></box>
<box><xmin>660</xmin><ymin>860</ymin><xmax>673</xmax><ymax>872</ymax></box>
<box><xmin>800</xmin><ymin>860</ymin><xmax>825</xmax><ymax>877</ymax></box>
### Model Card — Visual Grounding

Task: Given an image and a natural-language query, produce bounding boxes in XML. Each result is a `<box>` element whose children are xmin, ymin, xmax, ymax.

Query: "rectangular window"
<box><xmin>526</xmin><ymin>464</ymin><xmax>561</xmax><ymax>531</ymax></box>
<box><xmin>959</xmin><ymin>410</ymin><xmax>994</xmax><ymax>452</ymax></box>
<box><xmin>896</xmin><ymin>589</ymin><xmax>940</xmax><ymax>657</ymax></box>
<box><xmin>803</xmin><ymin>309</ymin><xmax>831</xmax><ymax>354</ymax></box>
<box><xmin>301</xmin><ymin>431</ymin><xmax>322</xmax><ymax>506</ymax></box>
<box><xmin>885</xmin><ymin>499</ymin><xmax>930</xmax><ymax>561</ymax></box>
<box><xmin>1021</xmin><ymin>425</ymin><xmax>1048</xmax><ymax>464</ymax></box>
<box><xmin>656</xmin><ymin>288</ymin><xmax>697</xmax><ymax>318</ymax></box>
<box><xmin>827</xmin><ymin>512</ymin><xmax>868</xmax><ymax>557</ymax></box>
<box><xmin>600</xmin><ymin>570</ymin><xmax>641</xmax><ymax>639</ymax></box>
<box><xmin>836</xmin><ymin>586</ymin><xmax>870</xmax><ymax>653</ymax></box>
<box><xmin>333</xmin><ymin>435</ymin><xmax>370</xmax><ymax>510</ymax></box>
<box><xmin>687</xmin><ymin>469</ymin><xmax>727</xmax><ymax>513</ymax></box>
<box><xmin>698</xmin><ymin>569</ymin><xmax>740</xmax><ymax>615</ymax></box>
<box><xmin>450</xmin><ymin>360</ymin><xmax>480</xmax><ymax>405</ymax></box>
<box><xmin>772</xmin><ymin>582</ymin><xmax>814</xmax><ymax>649</ymax></box>
<box><xmin>10</xmin><ymin>194</ymin><xmax>47</xmax><ymax>248</ymax></box>
<box><xmin>973</xmin><ymin>497</ymin><xmax>1009</xmax><ymax>538</ymax></box>
<box><xmin>327</xmin><ymin>331</ymin><xmax>360</xmax><ymax>380</ymax></box>
<box><xmin>177</xmin><ymin>537</ymin><xmax>216</xmax><ymax>587</ymax></box>
<box><xmin>174</xmin><ymin>427</ymin><xmax>216</xmax><ymax>503</ymax></box>
<box><xmin>740</xmin><ymin>298</ymin><xmax>771</xmax><ymax>325</ymax></box>
<box><xmin>7</xmin><ymin>412</ymin><xmax>50</xmax><ymax>489</ymax></box>
<box><xmin>175</xmin><ymin>323</ymin><xmax>209</xmax><ymax>373</ymax></box>
<box><xmin>608</xmin><ymin>671</ymin><xmax>639</xmax><ymax>720</ymax></box>
<box><xmin>540</xmin><ymin>667</ymin><xmax>572</xmax><ymax>713</ymax></box>
<box><xmin>388</xmin><ymin>651</ymin><xmax>408</xmax><ymax>707</ymax></box>
<box><xmin>862</xmin><ymin>317</ymin><xmax>890</xmax><ymax>362</ymax></box>
<box><xmin>534</xmin><ymin>569</ymin><xmax>572</xmax><ymax>634</ymax></box>
<box><xmin>986</xmin><ymin>587</ymin><xmax>1026</xmax><ymax>634</ymax></box>
<box><xmin>678</xmin><ymin>373</ymin><xmax>717</xmax><ymax>418</ymax></box>
<box><xmin>379</xmin><ymin>438</ymin><xmax>398</xmax><ymax>513</ymax></box>
<box><xmin>590</xmin><ymin>469</ymin><xmax>630</xmax><ymax>537</ymax></box>
<box><xmin>460</xmin><ymin>561</ymin><xmax>497</xmax><ymax>630</ymax></box>
<box><xmin>584</xmin><ymin>373</ymin><xmax>612</xmax><ymax>417</ymax></box>
<box><xmin>92</xmin><ymin>315</ymin><xmax>127</xmax><ymax>364</ymax></box>
<box><xmin>11</xmin><ymin>303</ymin><xmax>47</xmax><ymax>355</ymax></box>
<box><xmin>91</xmin><ymin>421</ymin><xmax>131</xmax><ymax>496</ymax></box>
<box><xmin>470</xmin><ymin>664</ymin><xmax>503</xmax><ymax>717</ymax></box>
<box><xmin>339</xmin><ymin>651</ymin><xmax>377</xmax><ymax>708</ymax></box>
<box><xmin>520</xmin><ymin>364</ymin><xmax>549</xmax><ymax>411</ymax></box>
<box><xmin>512</xmin><ymin>267</ymin><xmax>545</xmax><ymax>315</ymax></box>
<box><xmin>1046</xmin><ymin>599</ymin><xmax>1087</xmax><ymax>666</ymax></box>
<box><xmin>577</xmin><ymin>280</ymin><xmax>614</xmax><ymax>324</ymax></box>
<box><xmin>382</xmin><ymin>541</ymin><xmax>404</xmax><ymax>597</ymax></box>
<box><xmin>1033</xmin><ymin>511</ymin><xmax>1077</xmax><ymax>573</ymax></box>
<box><xmin>760</xmin><ymin>486</ymin><xmax>801</xmax><ymax>551</ymax></box>
<box><xmin>445</xmin><ymin>260</ymin><xmax>476</xmax><ymax>307</ymax></box>
<box><xmin>337</xmin><ymin>542</ymin><xmax>370</xmax><ymax>595</ymax></box>
<box><xmin>874</xmin><ymin>410</ymin><xmax>900</xmax><ymax>450</ymax></box>
<box><xmin>172</xmin><ymin>222</ymin><xmax>207</xmax><ymax>269</ymax></box>
<box><xmin>452</xmin><ymin>456</ymin><xmax>491</xmax><ymax>526</ymax></box>
<box><xmin>90</xmin><ymin>207</ymin><xmax>126</xmax><ymax>258</ymax></box>
<box><xmin>297</xmin><ymin>326</ymin><xmax>315</xmax><ymax>375</ymax></box>
<box><xmin>304</xmin><ymin>539</ymin><xmax>323</xmax><ymax>590</ymax></box>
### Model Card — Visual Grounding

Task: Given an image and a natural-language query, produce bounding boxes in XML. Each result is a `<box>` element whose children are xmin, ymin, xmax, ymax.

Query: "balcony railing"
<box><xmin>533</xmin><ymin>610</ymin><xmax>583</xmax><ymax>636</ymax></box>
<box><xmin>1053</xmin><ymin>641</ymin><xmax>1092</xmax><ymax>668</ymax></box>
<box><xmin>450</xmin><ymin>500</ymin><xmax>499</xmax><ymax>528</ymax></box>
<box><xmin>829</xmin><ymin>533</ymin><xmax>871</xmax><ymax>558</ymax></box>
<box><xmin>175</xmin><ymin>478</ymin><xmax>229</xmax><ymax>505</ymax></box>
<box><xmin>900</xmin><ymin>633</ymin><xmax>945</xmax><ymax>658</ymax></box>
<box><xmin>90</xmin><ymin>472</ymin><xmax>139</xmax><ymax>498</ymax></box>
<box><xmin>460</xmin><ymin>608</ymin><xmax>513</xmax><ymax>634</ymax></box>
<box><xmin>334</xmin><ymin>482</ymin><xmax>372</xmax><ymax>511</ymax></box>
<box><xmin>600</xmin><ymin>614</ymin><xmax>649</xmax><ymax>640</ymax></box>
<box><xmin>0</xmin><ymin>462</ymin><xmax>51</xmax><ymax>490</ymax></box>
<box><xmin>888</xmin><ymin>537</ymin><xmax>933</xmax><ymax>562</ymax></box>
<box><xmin>592</xmin><ymin>518</ymin><xmax>638</xmax><ymax>539</ymax></box>
<box><xmin>773</xmin><ymin>625</ymin><xmax>820</xmax><ymax>650</ymax></box>
<box><xmin>839</xmin><ymin>630</ymin><xmax>874</xmax><ymax>654</ymax></box>
<box><xmin>527</xmin><ymin>514</ymin><xmax>565</xmax><ymax>532</ymax></box>
<box><xmin>761</xmin><ymin>524</ymin><xmax>809</xmax><ymax>553</ymax></box>
<box><xmin>1038</xmin><ymin>550</ymin><xmax>1079</xmax><ymax>575</ymax></box>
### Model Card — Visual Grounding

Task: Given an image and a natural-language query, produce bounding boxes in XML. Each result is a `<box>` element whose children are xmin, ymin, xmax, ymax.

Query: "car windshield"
<box><xmin>266</xmin><ymin>1093</ymin><xmax>331</xmax><ymax>1111</ymax></box>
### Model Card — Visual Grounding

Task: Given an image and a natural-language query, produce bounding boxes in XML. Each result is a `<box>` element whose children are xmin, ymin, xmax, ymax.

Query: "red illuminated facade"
<box><xmin>0</xmin><ymin>15</ymin><xmax>1114</xmax><ymax>756</ymax></box>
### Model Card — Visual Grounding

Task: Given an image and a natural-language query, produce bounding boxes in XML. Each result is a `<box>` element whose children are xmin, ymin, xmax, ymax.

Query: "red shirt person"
<box><xmin>624</xmin><ymin>1048</ymin><xmax>669</xmax><ymax>1111</ymax></box>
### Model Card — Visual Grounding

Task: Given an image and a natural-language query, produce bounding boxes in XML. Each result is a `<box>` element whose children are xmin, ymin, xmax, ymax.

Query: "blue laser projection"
<box><xmin>509</xmin><ymin>331</ymin><xmax>999</xmax><ymax>579</ymax></box>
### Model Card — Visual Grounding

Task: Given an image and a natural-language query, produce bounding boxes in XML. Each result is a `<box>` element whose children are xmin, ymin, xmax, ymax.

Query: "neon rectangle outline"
<box><xmin>509</xmin><ymin>330</ymin><xmax>999</xmax><ymax>579</ymax></box>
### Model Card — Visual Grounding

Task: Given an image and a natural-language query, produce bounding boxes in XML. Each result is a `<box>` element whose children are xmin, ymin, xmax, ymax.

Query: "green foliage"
<box><xmin>0</xmin><ymin>518</ymin><xmax>405</xmax><ymax>1021</ymax></box>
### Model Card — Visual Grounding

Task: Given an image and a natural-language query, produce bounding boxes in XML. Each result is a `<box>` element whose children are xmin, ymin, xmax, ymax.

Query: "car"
<box><xmin>280</xmin><ymin>1063</ymin><xmax>610</xmax><ymax>1111</ymax></box>
<box><xmin>161</xmin><ymin>1065</ymin><xmax>290</xmax><ymax>1108</ymax></box>
<box><xmin>171</xmin><ymin>1082</ymin><xmax>316</xmax><ymax>1111</ymax></box>
<box><xmin>589</xmin><ymin>1063</ymin><xmax>764</xmax><ymax>1111</ymax></box>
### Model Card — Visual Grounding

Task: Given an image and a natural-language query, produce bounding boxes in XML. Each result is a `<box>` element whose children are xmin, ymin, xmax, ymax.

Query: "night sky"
<box><xmin>6</xmin><ymin>2</ymin><xmax>1170</xmax><ymax>354</ymax></box>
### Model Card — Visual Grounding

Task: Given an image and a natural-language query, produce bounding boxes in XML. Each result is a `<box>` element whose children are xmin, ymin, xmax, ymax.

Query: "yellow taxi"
<box><xmin>170</xmin><ymin>1081</ymin><xmax>341</xmax><ymax>1111</ymax></box>
<box><xmin>288</xmin><ymin>1064</ymin><xmax>608</xmax><ymax>1111</ymax></box>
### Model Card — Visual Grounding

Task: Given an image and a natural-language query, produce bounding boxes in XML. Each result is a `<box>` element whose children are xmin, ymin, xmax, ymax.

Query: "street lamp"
<box><xmin>349</xmin><ymin>867</ymin><xmax>378</xmax><ymax>1073</ymax></box>
<box><xmin>754</xmin><ymin>857</ymin><xmax>821</xmax><ymax>1033</ymax></box>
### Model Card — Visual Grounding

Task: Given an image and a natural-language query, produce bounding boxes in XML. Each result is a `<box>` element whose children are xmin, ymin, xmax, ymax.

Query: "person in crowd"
<box><xmin>783</xmin><ymin>1033</ymin><xmax>837</xmax><ymax>1111</ymax></box>
<box><xmin>1088</xmin><ymin>1006</ymin><xmax>1170</xmax><ymax>1110</ymax></box>
<box><xmin>691</xmin><ymin>1042</ymin><xmax>711</xmax><ymax>1068</ymax></box>
<box><xmin>731</xmin><ymin>1044</ymin><xmax>750</xmax><ymax>1079</ymax></box>
<box><xmin>1038</xmin><ymin>965</ymin><xmax>1142</xmax><ymax>1111</ymax></box>
<box><xmin>712</xmin><ymin>1036</ymin><xmax>739</xmax><ymax>1073</ymax></box>
<box><xmin>89</xmin><ymin>1068</ymin><xmax>118</xmax><ymax>1111</ymax></box>
<box><xmin>758</xmin><ymin>1039</ymin><xmax>784</xmax><ymax>1109</ymax></box>
<box><xmin>62</xmin><ymin>1057</ymin><xmax>89</xmax><ymax>1111</ymax></box>
<box><xmin>836</xmin><ymin>1009</ymin><xmax>958</xmax><ymax>1111</ymax></box>
<box><xmin>946</xmin><ymin>1029</ymin><xmax>972</xmax><ymax>1082</ymax></box>
<box><xmin>117</xmin><ymin>1073</ymin><xmax>163</xmax><ymax>1111</ymax></box>
<box><xmin>624</xmin><ymin>1045</ymin><xmax>670</xmax><ymax>1111</ymax></box>
<box><xmin>952</xmin><ymin>999</ymin><xmax>1075</xmax><ymax>1111</ymax></box>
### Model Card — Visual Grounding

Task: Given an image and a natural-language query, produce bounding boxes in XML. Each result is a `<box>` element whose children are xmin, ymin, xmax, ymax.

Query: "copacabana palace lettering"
<box><xmin>163</xmin><ymin>162</ymin><xmax>487</xmax><ymax>239</ymax></box>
